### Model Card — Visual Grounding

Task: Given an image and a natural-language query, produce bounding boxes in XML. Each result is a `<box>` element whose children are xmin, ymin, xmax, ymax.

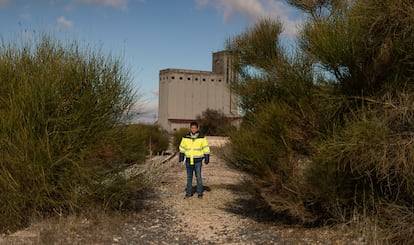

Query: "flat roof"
<box><xmin>159</xmin><ymin>68</ymin><xmax>213</xmax><ymax>75</ymax></box>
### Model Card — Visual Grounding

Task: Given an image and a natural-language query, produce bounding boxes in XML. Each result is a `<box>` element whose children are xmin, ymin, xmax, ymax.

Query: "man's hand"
<box><xmin>179</xmin><ymin>152</ymin><xmax>185</xmax><ymax>163</ymax></box>
<box><xmin>204</xmin><ymin>154</ymin><xmax>210</xmax><ymax>165</ymax></box>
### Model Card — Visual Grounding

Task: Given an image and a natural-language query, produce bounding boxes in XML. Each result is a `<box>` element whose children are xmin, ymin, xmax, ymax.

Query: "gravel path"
<box><xmin>120</xmin><ymin>151</ymin><xmax>364</xmax><ymax>244</ymax></box>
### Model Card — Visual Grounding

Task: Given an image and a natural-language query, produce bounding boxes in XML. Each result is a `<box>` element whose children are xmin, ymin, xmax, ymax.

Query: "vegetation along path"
<box><xmin>121</xmin><ymin>137</ymin><xmax>363</xmax><ymax>244</ymax></box>
<box><xmin>0</xmin><ymin>137</ymin><xmax>363</xmax><ymax>244</ymax></box>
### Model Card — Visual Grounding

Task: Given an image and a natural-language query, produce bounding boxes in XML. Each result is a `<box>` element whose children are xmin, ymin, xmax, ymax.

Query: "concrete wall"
<box><xmin>158</xmin><ymin>51</ymin><xmax>239</xmax><ymax>132</ymax></box>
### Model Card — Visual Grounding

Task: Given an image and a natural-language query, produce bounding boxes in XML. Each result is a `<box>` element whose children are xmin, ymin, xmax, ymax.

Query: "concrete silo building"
<box><xmin>158</xmin><ymin>50</ymin><xmax>240</xmax><ymax>132</ymax></box>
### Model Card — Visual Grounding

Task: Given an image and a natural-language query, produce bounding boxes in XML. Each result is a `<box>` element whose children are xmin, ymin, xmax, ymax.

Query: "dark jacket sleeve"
<box><xmin>179</xmin><ymin>152</ymin><xmax>185</xmax><ymax>162</ymax></box>
<box><xmin>204</xmin><ymin>154</ymin><xmax>209</xmax><ymax>164</ymax></box>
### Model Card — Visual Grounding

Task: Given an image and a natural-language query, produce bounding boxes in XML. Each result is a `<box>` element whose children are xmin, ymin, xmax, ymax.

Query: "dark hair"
<box><xmin>190</xmin><ymin>121</ymin><xmax>198</xmax><ymax>127</ymax></box>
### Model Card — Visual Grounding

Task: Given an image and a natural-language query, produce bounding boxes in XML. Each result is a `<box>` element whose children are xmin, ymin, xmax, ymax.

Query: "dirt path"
<box><xmin>157</xmin><ymin>152</ymin><xmax>256</xmax><ymax>243</ymax></box>
<box><xmin>125</xmin><ymin>148</ymin><xmax>362</xmax><ymax>244</ymax></box>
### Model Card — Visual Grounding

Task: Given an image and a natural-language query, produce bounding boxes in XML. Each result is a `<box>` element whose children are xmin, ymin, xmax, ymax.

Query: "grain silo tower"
<box><xmin>158</xmin><ymin>50</ymin><xmax>239</xmax><ymax>132</ymax></box>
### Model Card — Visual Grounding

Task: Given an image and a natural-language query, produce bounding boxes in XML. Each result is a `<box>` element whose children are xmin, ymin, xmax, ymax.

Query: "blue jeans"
<box><xmin>186</xmin><ymin>161</ymin><xmax>203</xmax><ymax>196</ymax></box>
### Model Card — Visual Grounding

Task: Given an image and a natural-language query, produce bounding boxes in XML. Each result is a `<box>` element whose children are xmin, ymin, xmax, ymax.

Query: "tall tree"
<box><xmin>226</xmin><ymin>1</ymin><xmax>414</xmax><ymax>241</ymax></box>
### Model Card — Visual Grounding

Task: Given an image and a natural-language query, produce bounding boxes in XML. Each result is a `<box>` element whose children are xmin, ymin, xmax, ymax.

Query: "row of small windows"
<box><xmin>160</xmin><ymin>76</ymin><xmax>223</xmax><ymax>82</ymax></box>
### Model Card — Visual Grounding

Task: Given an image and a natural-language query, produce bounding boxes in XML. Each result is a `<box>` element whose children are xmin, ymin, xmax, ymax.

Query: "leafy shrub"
<box><xmin>310</xmin><ymin>93</ymin><xmax>414</xmax><ymax>222</ymax></box>
<box><xmin>196</xmin><ymin>109</ymin><xmax>233</xmax><ymax>136</ymax></box>
<box><xmin>0</xmin><ymin>33</ymin><xmax>137</xmax><ymax>232</ymax></box>
<box><xmin>227</xmin><ymin>100</ymin><xmax>318</xmax><ymax>224</ymax></box>
<box><xmin>228</xmin><ymin>102</ymin><xmax>290</xmax><ymax>177</ymax></box>
<box><xmin>226</xmin><ymin>1</ymin><xmax>414</xmax><ymax>241</ymax></box>
<box><xmin>88</xmin><ymin>126</ymin><xmax>147</xmax><ymax>167</ymax></box>
<box><xmin>123</xmin><ymin>124</ymin><xmax>169</xmax><ymax>156</ymax></box>
<box><xmin>85</xmin><ymin>123</ymin><xmax>169</xmax><ymax>212</ymax></box>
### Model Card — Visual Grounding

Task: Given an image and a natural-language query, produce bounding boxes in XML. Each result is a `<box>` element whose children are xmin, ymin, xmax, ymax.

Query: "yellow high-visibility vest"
<box><xmin>179</xmin><ymin>133</ymin><xmax>210</xmax><ymax>165</ymax></box>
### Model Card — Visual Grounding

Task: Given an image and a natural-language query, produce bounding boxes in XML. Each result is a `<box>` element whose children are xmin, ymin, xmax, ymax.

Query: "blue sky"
<box><xmin>0</xmin><ymin>0</ymin><xmax>303</xmax><ymax>123</ymax></box>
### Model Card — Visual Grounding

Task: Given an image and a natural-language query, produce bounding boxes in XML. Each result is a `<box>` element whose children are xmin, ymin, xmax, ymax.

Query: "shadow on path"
<box><xmin>215</xmin><ymin>182</ymin><xmax>295</xmax><ymax>225</ymax></box>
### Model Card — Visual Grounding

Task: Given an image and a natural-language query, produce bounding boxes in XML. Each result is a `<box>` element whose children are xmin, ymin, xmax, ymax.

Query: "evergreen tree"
<box><xmin>227</xmin><ymin>1</ymin><xmax>414</xmax><ymax>241</ymax></box>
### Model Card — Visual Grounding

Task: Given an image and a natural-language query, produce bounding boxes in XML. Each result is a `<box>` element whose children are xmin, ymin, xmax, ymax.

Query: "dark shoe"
<box><xmin>184</xmin><ymin>194</ymin><xmax>192</xmax><ymax>199</ymax></box>
<box><xmin>197</xmin><ymin>194</ymin><xmax>203</xmax><ymax>199</ymax></box>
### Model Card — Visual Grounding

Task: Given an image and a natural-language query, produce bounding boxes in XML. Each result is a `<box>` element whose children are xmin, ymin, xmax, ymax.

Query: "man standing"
<box><xmin>179</xmin><ymin>121</ymin><xmax>210</xmax><ymax>198</ymax></box>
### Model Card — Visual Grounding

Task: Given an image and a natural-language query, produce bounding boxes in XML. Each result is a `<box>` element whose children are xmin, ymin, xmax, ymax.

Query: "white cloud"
<box><xmin>151</xmin><ymin>89</ymin><xmax>158</xmax><ymax>97</ymax></box>
<box><xmin>76</xmin><ymin>0</ymin><xmax>129</xmax><ymax>10</ymax></box>
<box><xmin>131</xmin><ymin>101</ymin><xmax>158</xmax><ymax>124</ymax></box>
<box><xmin>57</xmin><ymin>16</ymin><xmax>74</xmax><ymax>29</ymax></box>
<box><xmin>196</xmin><ymin>0</ymin><xmax>303</xmax><ymax>38</ymax></box>
<box><xmin>197</xmin><ymin>0</ymin><xmax>264</xmax><ymax>22</ymax></box>
<box><xmin>128</xmin><ymin>90</ymin><xmax>158</xmax><ymax>123</ymax></box>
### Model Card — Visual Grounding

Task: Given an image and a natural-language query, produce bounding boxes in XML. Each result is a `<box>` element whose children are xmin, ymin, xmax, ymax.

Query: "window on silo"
<box><xmin>171</xmin><ymin>76</ymin><xmax>175</xmax><ymax>79</ymax></box>
<box><xmin>179</xmin><ymin>77</ymin><xmax>183</xmax><ymax>80</ymax></box>
<box><xmin>187</xmin><ymin>77</ymin><xmax>191</xmax><ymax>80</ymax></box>
<box><xmin>202</xmin><ymin>78</ymin><xmax>206</xmax><ymax>81</ymax></box>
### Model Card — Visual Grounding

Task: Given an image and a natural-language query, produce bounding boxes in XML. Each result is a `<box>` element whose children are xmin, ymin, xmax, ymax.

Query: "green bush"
<box><xmin>226</xmin><ymin>0</ymin><xmax>414</xmax><ymax>241</ymax></box>
<box><xmin>196</xmin><ymin>109</ymin><xmax>233</xmax><ymax>136</ymax></box>
<box><xmin>124</xmin><ymin>124</ymin><xmax>169</xmax><ymax>156</ymax></box>
<box><xmin>0</xmin><ymin>33</ymin><xmax>137</xmax><ymax>232</ymax></box>
<box><xmin>310</xmin><ymin>93</ymin><xmax>414</xmax><ymax>222</ymax></box>
<box><xmin>87</xmin><ymin>126</ymin><xmax>147</xmax><ymax>167</ymax></box>
<box><xmin>81</xmin><ymin>124</ymin><xmax>169</xmax><ymax>212</ymax></box>
<box><xmin>229</xmin><ymin>102</ymin><xmax>291</xmax><ymax>177</ymax></box>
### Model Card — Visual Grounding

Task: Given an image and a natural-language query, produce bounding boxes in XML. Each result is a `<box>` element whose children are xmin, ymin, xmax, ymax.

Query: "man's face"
<box><xmin>190</xmin><ymin>125</ymin><xmax>198</xmax><ymax>134</ymax></box>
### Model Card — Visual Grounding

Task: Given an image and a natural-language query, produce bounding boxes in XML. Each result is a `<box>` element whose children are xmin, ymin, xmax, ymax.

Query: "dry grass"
<box><xmin>1</xmin><ymin>153</ymin><xmax>172</xmax><ymax>244</ymax></box>
<box><xmin>33</xmin><ymin>208</ymin><xmax>128</xmax><ymax>244</ymax></box>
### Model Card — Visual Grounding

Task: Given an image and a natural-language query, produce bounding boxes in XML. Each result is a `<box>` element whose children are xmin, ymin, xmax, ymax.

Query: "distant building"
<box><xmin>158</xmin><ymin>50</ymin><xmax>240</xmax><ymax>133</ymax></box>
